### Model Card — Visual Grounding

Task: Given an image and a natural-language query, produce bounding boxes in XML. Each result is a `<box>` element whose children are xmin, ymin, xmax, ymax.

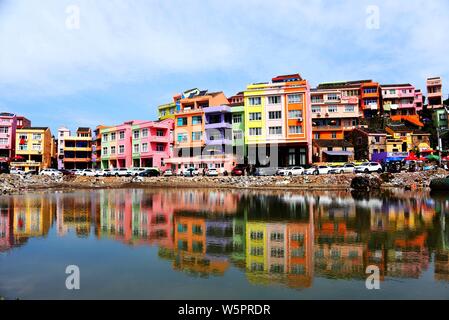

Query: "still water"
<box><xmin>0</xmin><ymin>188</ymin><xmax>448</xmax><ymax>299</ymax></box>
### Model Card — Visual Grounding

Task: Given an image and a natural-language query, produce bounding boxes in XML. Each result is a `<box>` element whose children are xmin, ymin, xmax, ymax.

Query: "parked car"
<box><xmin>278</xmin><ymin>166</ymin><xmax>304</xmax><ymax>176</ymax></box>
<box><xmin>80</xmin><ymin>169</ymin><xmax>96</xmax><ymax>177</ymax></box>
<box><xmin>111</xmin><ymin>168</ymin><xmax>132</xmax><ymax>177</ymax></box>
<box><xmin>101</xmin><ymin>169</ymin><xmax>112</xmax><ymax>177</ymax></box>
<box><xmin>129</xmin><ymin>167</ymin><xmax>147</xmax><ymax>176</ymax></box>
<box><xmin>305</xmin><ymin>165</ymin><xmax>332</xmax><ymax>175</ymax></box>
<box><xmin>231</xmin><ymin>165</ymin><xmax>247</xmax><ymax>176</ymax></box>
<box><xmin>138</xmin><ymin>168</ymin><xmax>160</xmax><ymax>177</ymax></box>
<box><xmin>355</xmin><ymin>162</ymin><xmax>384</xmax><ymax>173</ymax></box>
<box><xmin>254</xmin><ymin>167</ymin><xmax>278</xmax><ymax>176</ymax></box>
<box><xmin>59</xmin><ymin>169</ymin><xmax>75</xmax><ymax>176</ymax></box>
<box><xmin>182</xmin><ymin>167</ymin><xmax>199</xmax><ymax>177</ymax></box>
<box><xmin>329</xmin><ymin>163</ymin><xmax>356</xmax><ymax>174</ymax></box>
<box><xmin>74</xmin><ymin>169</ymin><xmax>84</xmax><ymax>176</ymax></box>
<box><xmin>206</xmin><ymin>168</ymin><xmax>219</xmax><ymax>176</ymax></box>
<box><xmin>163</xmin><ymin>169</ymin><xmax>173</xmax><ymax>176</ymax></box>
<box><xmin>39</xmin><ymin>168</ymin><xmax>62</xmax><ymax>176</ymax></box>
<box><xmin>10</xmin><ymin>168</ymin><xmax>26</xmax><ymax>175</ymax></box>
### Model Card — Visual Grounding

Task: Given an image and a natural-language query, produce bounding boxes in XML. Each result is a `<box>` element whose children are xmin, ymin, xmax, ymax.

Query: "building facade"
<box><xmin>427</xmin><ymin>77</ymin><xmax>443</xmax><ymax>109</ymax></box>
<box><xmin>60</xmin><ymin>127</ymin><xmax>93</xmax><ymax>170</ymax></box>
<box><xmin>100</xmin><ymin>119</ymin><xmax>173</xmax><ymax>170</ymax></box>
<box><xmin>12</xmin><ymin>127</ymin><xmax>52</xmax><ymax>172</ymax></box>
<box><xmin>0</xmin><ymin>112</ymin><xmax>17</xmax><ymax>162</ymax></box>
<box><xmin>243</xmin><ymin>74</ymin><xmax>312</xmax><ymax>167</ymax></box>
<box><xmin>381</xmin><ymin>84</ymin><xmax>423</xmax><ymax>126</ymax></box>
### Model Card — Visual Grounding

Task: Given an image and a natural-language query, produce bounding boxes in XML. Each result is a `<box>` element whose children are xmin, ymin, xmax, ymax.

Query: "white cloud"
<box><xmin>0</xmin><ymin>0</ymin><xmax>448</xmax><ymax>99</ymax></box>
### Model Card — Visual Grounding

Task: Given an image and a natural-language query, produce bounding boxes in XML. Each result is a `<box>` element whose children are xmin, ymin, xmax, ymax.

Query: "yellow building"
<box><xmin>385</xmin><ymin>125</ymin><xmax>413</xmax><ymax>153</ymax></box>
<box><xmin>13</xmin><ymin>195</ymin><xmax>53</xmax><ymax>241</ymax></box>
<box><xmin>158</xmin><ymin>102</ymin><xmax>176</xmax><ymax>120</ymax></box>
<box><xmin>13</xmin><ymin>127</ymin><xmax>53</xmax><ymax>172</ymax></box>
<box><xmin>246</xmin><ymin>221</ymin><xmax>268</xmax><ymax>284</ymax></box>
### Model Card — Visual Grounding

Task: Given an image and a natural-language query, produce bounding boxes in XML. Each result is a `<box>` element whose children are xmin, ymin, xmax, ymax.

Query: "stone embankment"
<box><xmin>0</xmin><ymin>169</ymin><xmax>447</xmax><ymax>195</ymax></box>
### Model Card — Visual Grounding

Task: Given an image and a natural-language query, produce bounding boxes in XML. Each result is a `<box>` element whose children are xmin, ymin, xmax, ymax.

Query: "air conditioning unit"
<box><xmin>297</xmin><ymin>117</ymin><xmax>303</xmax><ymax>122</ymax></box>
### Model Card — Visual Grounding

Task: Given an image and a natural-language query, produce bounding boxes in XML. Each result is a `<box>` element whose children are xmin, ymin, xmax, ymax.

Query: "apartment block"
<box><xmin>100</xmin><ymin>119</ymin><xmax>173</xmax><ymax>170</ymax></box>
<box><xmin>0</xmin><ymin>112</ymin><xmax>17</xmax><ymax>162</ymax></box>
<box><xmin>58</xmin><ymin>127</ymin><xmax>93</xmax><ymax>170</ymax></box>
<box><xmin>381</xmin><ymin>84</ymin><xmax>423</xmax><ymax>126</ymax></box>
<box><xmin>12</xmin><ymin>127</ymin><xmax>52</xmax><ymax>172</ymax></box>
<box><xmin>229</xmin><ymin>92</ymin><xmax>246</xmax><ymax>163</ymax></box>
<box><xmin>243</xmin><ymin>74</ymin><xmax>312</xmax><ymax>167</ymax></box>
<box><xmin>426</xmin><ymin>77</ymin><xmax>443</xmax><ymax>109</ymax></box>
<box><xmin>167</xmin><ymin>89</ymin><xmax>232</xmax><ymax>172</ymax></box>
<box><xmin>310</xmin><ymin>87</ymin><xmax>361</xmax><ymax>141</ymax></box>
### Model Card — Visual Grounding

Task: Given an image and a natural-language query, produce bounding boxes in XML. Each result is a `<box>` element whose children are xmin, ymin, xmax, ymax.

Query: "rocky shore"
<box><xmin>1</xmin><ymin>169</ymin><xmax>448</xmax><ymax>195</ymax></box>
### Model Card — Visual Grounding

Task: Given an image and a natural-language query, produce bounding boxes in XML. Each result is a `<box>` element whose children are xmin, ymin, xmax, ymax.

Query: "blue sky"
<box><xmin>1</xmin><ymin>0</ymin><xmax>448</xmax><ymax>134</ymax></box>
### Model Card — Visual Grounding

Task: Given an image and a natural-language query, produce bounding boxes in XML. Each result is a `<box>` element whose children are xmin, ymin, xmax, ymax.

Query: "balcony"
<box><xmin>206</xmin><ymin>138</ymin><xmax>232</xmax><ymax>146</ymax></box>
<box><xmin>312</xmin><ymin>125</ymin><xmax>343</xmax><ymax>132</ymax></box>
<box><xmin>150</xmin><ymin>135</ymin><xmax>170</xmax><ymax>143</ymax></box>
<box><xmin>64</xmin><ymin>157</ymin><xmax>92</xmax><ymax>162</ymax></box>
<box><xmin>203</xmin><ymin>105</ymin><xmax>231</xmax><ymax>113</ymax></box>
<box><xmin>204</xmin><ymin>122</ymin><xmax>232</xmax><ymax>130</ymax></box>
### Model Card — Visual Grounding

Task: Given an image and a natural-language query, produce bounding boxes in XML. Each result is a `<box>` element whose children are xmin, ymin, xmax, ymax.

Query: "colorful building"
<box><xmin>427</xmin><ymin>77</ymin><xmax>443</xmax><ymax>109</ymax></box>
<box><xmin>57</xmin><ymin>126</ymin><xmax>70</xmax><ymax>169</ymax></box>
<box><xmin>100</xmin><ymin>119</ymin><xmax>173</xmax><ymax>170</ymax></box>
<box><xmin>12</xmin><ymin>127</ymin><xmax>53</xmax><ymax>172</ymax></box>
<box><xmin>381</xmin><ymin>84</ymin><xmax>423</xmax><ymax>126</ymax></box>
<box><xmin>16</xmin><ymin>116</ymin><xmax>31</xmax><ymax>129</ymax></box>
<box><xmin>167</xmin><ymin>90</ymin><xmax>232</xmax><ymax>172</ymax></box>
<box><xmin>229</xmin><ymin>92</ymin><xmax>246</xmax><ymax>163</ymax></box>
<box><xmin>0</xmin><ymin>112</ymin><xmax>17</xmax><ymax>162</ymax></box>
<box><xmin>316</xmin><ymin>80</ymin><xmax>381</xmax><ymax>118</ymax></box>
<box><xmin>351</xmin><ymin>128</ymin><xmax>387</xmax><ymax>161</ymax></box>
<box><xmin>158</xmin><ymin>102</ymin><xmax>176</xmax><ymax>120</ymax></box>
<box><xmin>56</xmin><ymin>127</ymin><xmax>93</xmax><ymax>169</ymax></box>
<box><xmin>243</xmin><ymin>74</ymin><xmax>312</xmax><ymax>167</ymax></box>
<box><xmin>312</xmin><ymin>139</ymin><xmax>354</xmax><ymax>163</ymax></box>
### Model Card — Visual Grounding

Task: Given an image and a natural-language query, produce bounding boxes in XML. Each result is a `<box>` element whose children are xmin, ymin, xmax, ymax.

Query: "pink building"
<box><xmin>0</xmin><ymin>112</ymin><xmax>18</xmax><ymax>162</ymax></box>
<box><xmin>100</xmin><ymin>118</ymin><xmax>174</xmax><ymax>170</ymax></box>
<box><xmin>381</xmin><ymin>84</ymin><xmax>424</xmax><ymax>126</ymax></box>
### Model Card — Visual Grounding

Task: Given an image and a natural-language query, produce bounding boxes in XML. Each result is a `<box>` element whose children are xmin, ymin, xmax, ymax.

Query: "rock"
<box><xmin>351</xmin><ymin>175</ymin><xmax>382</xmax><ymax>191</ymax></box>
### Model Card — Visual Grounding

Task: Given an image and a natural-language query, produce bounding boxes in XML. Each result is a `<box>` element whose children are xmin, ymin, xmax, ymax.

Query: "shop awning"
<box><xmin>323</xmin><ymin>151</ymin><xmax>353</xmax><ymax>156</ymax></box>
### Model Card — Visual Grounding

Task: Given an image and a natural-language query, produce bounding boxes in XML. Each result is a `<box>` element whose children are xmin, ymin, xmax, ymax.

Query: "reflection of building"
<box><xmin>0</xmin><ymin>198</ymin><xmax>14</xmax><ymax>252</ymax></box>
<box><xmin>435</xmin><ymin>250</ymin><xmax>449</xmax><ymax>281</ymax></box>
<box><xmin>173</xmin><ymin>215</ymin><xmax>229</xmax><ymax>276</ymax></box>
<box><xmin>245</xmin><ymin>219</ymin><xmax>314</xmax><ymax>288</ymax></box>
<box><xmin>56</xmin><ymin>192</ymin><xmax>92</xmax><ymax>237</ymax></box>
<box><xmin>13</xmin><ymin>195</ymin><xmax>53</xmax><ymax>241</ymax></box>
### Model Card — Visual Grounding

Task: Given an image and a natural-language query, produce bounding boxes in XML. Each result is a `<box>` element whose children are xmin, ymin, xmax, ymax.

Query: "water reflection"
<box><xmin>1</xmin><ymin>188</ymin><xmax>449</xmax><ymax>288</ymax></box>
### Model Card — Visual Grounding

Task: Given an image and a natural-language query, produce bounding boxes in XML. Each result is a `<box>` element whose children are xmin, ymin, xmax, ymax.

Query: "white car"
<box><xmin>355</xmin><ymin>162</ymin><xmax>384</xmax><ymax>174</ymax></box>
<box><xmin>305</xmin><ymin>165</ymin><xmax>332</xmax><ymax>175</ymax></box>
<box><xmin>39</xmin><ymin>168</ymin><xmax>62</xmax><ymax>176</ymax></box>
<box><xmin>206</xmin><ymin>168</ymin><xmax>219</xmax><ymax>176</ymax></box>
<box><xmin>163</xmin><ymin>169</ymin><xmax>173</xmax><ymax>176</ymax></box>
<box><xmin>74</xmin><ymin>169</ymin><xmax>84</xmax><ymax>176</ymax></box>
<box><xmin>282</xmin><ymin>166</ymin><xmax>305</xmax><ymax>176</ymax></box>
<box><xmin>111</xmin><ymin>168</ymin><xmax>132</xmax><ymax>177</ymax></box>
<box><xmin>80</xmin><ymin>169</ymin><xmax>96</xmax><ymax>176</ymax></box>
<box><xmin>329</xmin><ymin>164</ymin><xmax>356</xmax><ymax>174</ymax></box>
<box><xmin>182</xmin><ymin>167</ymin><xmax>199</xmax><ymax>176</ymax></box>
<box><xmin>10</xmin><ymin>168</ymin><xmax>26</xmax><ymax>175</ymax></box>
<box><xmin>129</xmin><ymin>167</ymin><xmax>147</xmax><ymax>176</ymax></box>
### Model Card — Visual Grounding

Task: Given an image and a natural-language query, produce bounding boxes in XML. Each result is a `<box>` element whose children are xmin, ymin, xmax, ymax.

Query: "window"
<box><xmin>192</xmin><ymin>225</ymin><xmax>202</xmax><ymax>235</ymax></box>
<box><xmin>110</xmin><ymin>132</ymin><xmax>116</xmax><ymax>141</ymax></box>
<box><xmin>364</xmin><ymin>88</ymin><xmax>377</xmax><ymax>94</ymax></box>
<box><xmin>192</xmin><ymin>116</ymin><xmax>202</xmax><ymax>125</ymax></box>
<box><xmin>271</xmin><ymin>248</ymin><xmax>284</xmax><ymax>258</ymax></box>
<box><xmin>289</xmin><ymin>126</ymin><xmax>302</xmax><ymax>134</ymax></box>
<box><xmin>102</xmin><ymin>133</ymin><xmax>108</xmax><ymax>142</ymax></box>
<box><xmin>156</xmin><ymin>144</ymin><xmax>164</xmax><ymax>152</ymax></box>
<box><xmin>0</xmin><ymin>138</ymin><xmax>8</xmax><ymax>144</ymax></box>
<box><xmin>232</xmin><ymin>114</ymin><xmax>242</xmax><ymax>123</ymax></box>
<box><xmin>142</xmin><ymin>128</ymin><xmax>148</xmax><ymax>137</ymax></box>
<box><xmin>327</xmin><ymin>93</ymin><xmax>338</xmax><ymax>100</ymax></box>
<box><xmin>32</xmin><ymin>133</ymin><xmax>42</xmax><ymax>140</ymax></box>
<box><xmin>288</xmin><ymin>94</ymin><xmax>302</xmax><ymax>104</ymax></box>
<box><xmin>345</xmin><ymin>105</ymin><xmax>355</xmax><ymax>112</ymax></box>
<box><xmin>119</xmin><ymin>131</ymin><xmax>125</xmax><ymax>140</ymax></box>
<box><xmin>250</xmin><ymin>231</ymin><xmax>264</xmax><ymax>240</ymax></box>
<box><xmin>32</xmin><ymin>144</ymin><xmax>41</xmax><ymax>151</ymax></box>
<box><xmin>156</xmin><ymin>129</ymin><xmax>164</xmax><ymax>137</ymax></box>
<box><xmin>251</xmin><ymin>247</ymin><xmax>264</xmax><ymax>256</ymax></box>
<box><xmin>177</xmin><ymin>117</ymin><xmax>187</xmax><ymax>126</ymax></box>
<box><xmin>133</xmin><ymin>130</ymin><xmax>140</xmax><ymax>139</ymax></box>
<box><xmin>311</xmin><ymin>96</ymin><xmax>323</xmax><ymax>103</ymax></box>
<box><xmin>249</xmin><ymin>128</ymin><xmax>262</xmax><ymax>136</ymax></box>
<box><xmin>288</xmin><ymin>110</ymin><xmax>302</xmax><ymax>118</ymax></box>
<box><xmin>133</xmin><ymin>144</ymin><xmax>140</xmax><ymax>153</ymax></box>
<box><xmin>119</xmin><ymin>145</ymin><xmax>125</xmax><ymax>154</ymax></box>
<box><xmin>332</xmin><ymin>132</ymin><xmax>337</xmax><ymax>139</ymax></box>
<box><xmin>249</xmin><ymin>112</ymin><xmax>262</xmax><ymax>121</ymax></box>
<box><xmin>192</xmin><ymin>131</ymin><xmax>202</xmax><ymax>141</ymax></box>
<box><xmin>102</xmin><ymin>147</ymin><xmax>108</xmax><ymax>155</ymax></box>
<box><xmin>267</xmin><ymin>95</ymin><xmax>281</xmax><ymax>104</ymax></box>
<box><xmin>110</xmin><ymin>146</ymin><xmax>116</xmax><ymax>154</ymax></box>
<box><xmin>311</xmin><ymin>106</ymin><xmax>321</xmax><ymax>113</ymax></box>
<box><xmin>0</xmin><ymin>127</ymin><xmax>8</xmax><ymax>134</ymax></box>
<box><xmin>291</xmin><ymin>248</ymin><xmax>305</xmax><ymax>258</ymax></box>
<box><xmin>177</xmin><ymin>133</ymin><xmax>187</xmax><ymax>143</ymax></box>
<box><xmin>271</xmin><ymin>232</ymin><xmax>284</xmax><ymax>241</ymax></box>
<box><xmin>141</xmin><ymin>143</ymin><xmax>148</xmax><ymax>152</ymax></box>
<box><xmin>268</xmin><ymin>111</ymin><xmax>282</xmax><ymax>119</ymax></box>
<box><xmin>314</xmin><ymin>133</ymin><xmax>320</xmax><ymax>139</ymax></box>
<box><xmin>233</xmin><ymin>130</ymin><xmax>243</xmax><ymax>140</ymax></box>
<box><xmin>248</xmin><ymin>97</ymin><xmax>261</xmax><ymax>105</ymax></box>
<box><xmin>269</xmin><ymin>126</ymin><xmax>282</xmax><ymax>135</ymax></box>
<box><xmin>328</xmin><ymin>105</ymin><xmax>338</xmax><ymax>113</ymax></box>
